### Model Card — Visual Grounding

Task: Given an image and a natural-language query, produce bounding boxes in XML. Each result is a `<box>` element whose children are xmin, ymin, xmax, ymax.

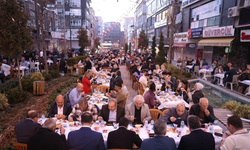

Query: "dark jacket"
<box><xmin>67</xmin><ymin>127</ymin><xmax>106</xmax><ymax>150</ymax></box>
<box><xmin>100</xmin><ymin>104</ymin><xmax>125</xmax><ymax>123</ymax></box>
<box><xmin>178</xmin><ymin>129</ymin><xmax>215</xmax><ymax>150</ymax></box>
<box><xmin>189</xmin><ymin>104</ymin><xmax>215</xmax><ymax>123</ymax></box>
<box><xmin>110</xmin><ymin>75</ymin><xmax>122</xmax><ymax>90</ymax></box>
<box><xmin>224</xmin><ymin>69</ymin><xmax>238</xmax><ymax>83</ymax></box>
<box><xmin>27</xmin><ymin>128</ymin><xmax>67</xmax><ymax>150</ymax></box>
<box><xmin>107</xmin><ymin>127</ymin><xmax>142</xmax><ymax>149</ymax></box>
<box><xmin>191</xmin><ymin>90</ymin><xmax>204</xmax><ymax>104</ymax></box>
<box><xmin>48</xmin><ymin>102</ymin><xmax>72</xmax><ymax>119</ymax></box>
<box><xmin>15</xmin><ymin>119</ymin><xmax>42</xmax><ymax>144</ymax></box>
<box><xmin>85</xmin><ymin>60</ymin><xmax>92</xmax><ymax>71</ymax></box>
<box><xmin>141</xmin><ymin>136</ymin><xmax>176</xmax><ymax>150</ymax></box>
<box><xmin>161</xmin><ymin>107</ymin><xmax>188</xmax><ymax>125</ymax></box>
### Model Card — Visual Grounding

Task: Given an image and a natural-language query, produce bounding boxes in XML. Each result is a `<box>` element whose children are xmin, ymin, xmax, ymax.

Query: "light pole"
<box><xmin>69</xmin><ymin>13</ymin><xmax>75</xmax><ymax>50</ymax></box>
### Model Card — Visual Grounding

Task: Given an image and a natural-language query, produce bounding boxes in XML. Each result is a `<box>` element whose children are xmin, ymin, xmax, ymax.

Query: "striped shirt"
<box><xmin>68</xmin><ymin>103</ymin><xmax>98</xmax><ymax>121</ymax></box>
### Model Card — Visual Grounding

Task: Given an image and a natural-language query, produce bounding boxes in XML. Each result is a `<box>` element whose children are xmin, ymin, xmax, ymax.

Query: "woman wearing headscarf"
<box><xmin>186</xmin><ymin>83</ymin><xmax>204</xmax><ymax>104</ymax></box>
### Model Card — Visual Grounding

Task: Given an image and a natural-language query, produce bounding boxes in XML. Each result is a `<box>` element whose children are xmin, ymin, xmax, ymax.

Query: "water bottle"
<box><xmin>144</xmin><ymin>119</ymin><xmax>148</xmax><ymax>129</ymax></box>
<box><xmin>181</xmin><ymin>120</ymin><xmax>185</xmax><ymax>128</ymax></box>
<box><xmin>209</xmin><ymin>125</ymin><xmax>214</xmax><ymax>134</ymax></box>
<box><xmin>213</xmin><ymin>119</ymin><xmax>218</xmax><ymax>125</ymax></box>
<box><xmin>165</xmin><ymin>88</ymin><xmax>168</xmax><ymax>94</ymax></box>
<box><xmin>177</xmin><ymin>95</ymin><xmax>180</xmax><ymax>100</ymax></box>
<box><xmin>101</xmin><ymin>119</ymin><xmax>104</xmax><ymax>127</ymax></box>
<box><xmin>41</xmin><ymin>113</ymin><xmax>45</xmax><ymax>119</ymax></box>
<box><xmin>150</xmin><ymin>120</ymin><xmax>154</xmax><ymax>130</ymax></box>
<box><xmin>98</xmin><ymin>88</ymin><xmax>100</xmax><ymax>94</ymax></box>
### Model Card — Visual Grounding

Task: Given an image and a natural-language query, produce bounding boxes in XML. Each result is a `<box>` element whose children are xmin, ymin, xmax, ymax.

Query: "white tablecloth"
<box><xmin>16</xmin><ymin>66</ymin><xmax>29</xmax><ymax>77</ymax></box>
<box><xmin>241</xmin><ymin>80</ymin><xmax>250</xmax><ymax>96</ymax></box>
<box><xmin>214</xmin><ymin>74</ymin><xmax>224</xmax><ymax>86</ymax></box>
<box><xmin>199</xmin><ymin>68</ymin><xmax>213</xmax><ymax>80</ymax></box>
<box><xmin>38</xmin><ymin>119</ymin><xmax>222</xmax><ymax>149</ymax></box>
<box><xmin>89</xmin><ymin>93</ymin><xmax>108</xmax><ymax>109</ymax></box>
<box><xmin>156</xmin><ymin>93</ymin><xmax>189</xmax><ymax>109</ymax></box>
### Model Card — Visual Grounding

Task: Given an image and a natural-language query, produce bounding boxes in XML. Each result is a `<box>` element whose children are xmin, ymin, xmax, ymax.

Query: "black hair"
<box><xmin>118</xmin><ymin>117</ymin><xmax>129</xmax><ymax>127</ymax></box>
<box><xmin>227</xmin><ymin>115</ymin><xmax>243</xmax><ymax>129</ymax></box>
<box><xmin>149</xmin><ymin>82</ymin><xmax>156</xmax><ymax>91</ymax></box>
<box><xmin>81</xmin><ymin>112</ymin><xmax>93</xmax><ymax>124</ymax></box>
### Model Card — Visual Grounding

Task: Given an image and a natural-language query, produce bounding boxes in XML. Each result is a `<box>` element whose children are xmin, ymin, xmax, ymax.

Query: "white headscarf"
<box><xmin>195</xmin><ymin>83</ymin><xmax>204</xmax><ymax>91</ymax></box>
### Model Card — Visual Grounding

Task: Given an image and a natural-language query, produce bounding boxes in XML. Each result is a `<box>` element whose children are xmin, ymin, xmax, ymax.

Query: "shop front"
<box><xmin>197</xmin><ymin>25</ymin><xmax>235</xmax><ymax>66</ymax></box>
<box><xmin>173</xmin><ymin>32</ymin><xmax>199</xmax><ymax>66</ymax></box>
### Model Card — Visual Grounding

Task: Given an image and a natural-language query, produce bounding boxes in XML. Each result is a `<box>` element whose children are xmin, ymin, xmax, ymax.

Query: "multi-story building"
<box><xmin>96</xmin><ymin>16</ymin><xmax>103</xmax><ymax>44</ymax></box>
<box><xmin>175</xmin><ymin>0</ymin><xmax>250</xmax><ymax>68</ymax></box>
<box><xmin>103</xmin><ymin>22</ymin><xmax>124</xmax><ymax>50</ymax></box>
<box><xmin>124</xmin><ymin>17</ymin><xmax>134</xmax><ymax>43</ymax></box>
<box><xmin>89</xmin><ymin>7</ymin><xmax>97</xmax><ymax>48</ymax></box>
<box><xmin>134</xmin><ymin>0</ymin><xmax>148</xmax><ymax>50</ymax></box>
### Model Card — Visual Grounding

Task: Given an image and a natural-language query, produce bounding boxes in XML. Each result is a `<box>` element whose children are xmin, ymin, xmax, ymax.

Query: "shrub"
<box><xmin>67</xmin><ymin>55</ymin><xmax>88</xmax><ymax>66</ymax></box>
<box><xmin>43</xmin><ymin>73</ymin><xmax>53</xmax><ymax>81</ymax></box>
<box><xmin>6</xmin><ymin>88</ymin><xmax>28</xmax><ymax>104</ymax></box>
<box><xmin>30</xmin><ymin>72</ymin><xmax>44</xmax><ymax>81</ymax></box>
<box><xmin>222</xmin><ymin>101</ymin><xmax>250</xmax><ymax>119</ymax></box>
<box><xmin>0</xmin><ymin>93</ymin><xmax>9</xmax><ymax>110</ymax></box>
<box><xmin>0</xmin><ymin>79</ymin><xmax>18</xmax><ymax>93</ymax></box>
<box><xmin>167</xmin><ymin>64</ymin><xmax>177</xmax><ymax>72</ymax></box>
<box><xmin>222</xmin><ymin>101</ymin><xmax>241</xmax><ymax>111</ymax></box>
<box><xmin>22</xmin><ymin>77</ymin><xmax>35</xmax><ymax>92</ymax></box>
<box><xmin>49</xmin><ymin>70</ymin><xmax>60</xmax><ymax>78</ymax></box>
<box><xmin>184</xmin><ymin>72</ymin><xmax>192</xmax><ymax>78</ymax></box>
<box><xmin>48</xmin><ymin>64</ymin><xmax>58</xmax><ymax>70</ymax></box>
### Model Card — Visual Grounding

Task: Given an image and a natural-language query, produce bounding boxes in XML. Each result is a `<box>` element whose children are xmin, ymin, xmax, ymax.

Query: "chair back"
<box><xmin>194</xmin><ymin>66</ymin><xmax>199</xmax><ymax>73</ymax></box>
<box><xmin>137</xmin><ymin>82</ymin><xmax>144</xmax><ymax>95</ymax></box>
<box><xmin>12</xmin><ymin>142</ymin><xmax>27</xmax><ymax>150</ymax></box>
<box><xmin>29</xmin><ymin>62</ymin><xmax>35</xmax><ymax>68</ymax></box>
<box><xmin>161</xmin><ymin>109</ymin><xmax>169</xmax><ymax>116</ymax></box>
<box><xmin>90</xmin><ymin>84</ymin><xmax>99</xmax><ymax>93</ymax></box>
<box><xmin>96</xmin><ymin>85</ymin><xmax>109</xmax><ymax>93</ymax></box>
<box><xmin>150</xmin><ymin>109</ymin><xmax>162</xmax><ymax>121</ymax></box>
<box><xmin>232</xmin><ymin>75</ymin><xmax>239</xmax><ymax>83</ymax></box>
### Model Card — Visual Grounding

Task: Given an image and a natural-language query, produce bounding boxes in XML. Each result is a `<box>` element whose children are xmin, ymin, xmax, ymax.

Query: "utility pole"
<box><xmin>63</xmin><ymin>0</ymin><xmax>67</xmax><ymax>57</ymax></box>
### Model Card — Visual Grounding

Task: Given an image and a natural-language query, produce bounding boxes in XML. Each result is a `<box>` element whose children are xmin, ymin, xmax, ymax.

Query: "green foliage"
<box><xmin>67</xmin><ymin>55</ymin><xmax>88</xmax><ymax>66</ymax></box>
<box><xmin>77</xmin><ymin>28</ymin><xmax>90</xmax><ymax>55</ymax></box>
<box><xmin>222</xmin><ymin>101</ymin><xmax>250</xmax><ymax>119</ymax></box>
<box><xmin>167</xmin><ymin>64</ymin><xmax>177</xmax><ymax>72</ymax></box>
<box><xmin>151</xmin><ymin>36</ymin><xmax>156</xmax><ymax>57</ymax></box>
<box><xmin>6</xmin><ymin>88</ymin><xmax>28</xmax><ymax>104</ymax></box>
<box><xmin>184</xmin><ymin>72</ymin><xmax>192</xmax><ymax>78</ymax></box>
<box><xmin>21</xmin><ymin>77</ymin><xmax>35</xmax><ymax>92</ymax></box>
<box><xmin>79</xmin><ymin>47</ymin><xmax>85</xmax><ymax>56</ymax></box>
<box><xmin>138</xmin><ymin>30</ymin><xmax>149</xmax><ymax>51</ymax></box>
<box><xmin>30</xmin><ymin>72</ymin><xmax>44</xmax><ymax>81</ymax></box>
<box><xmin>0</xmin><ymin>80</ymin><xmax>19</xmax><ymax>93</ymax></box>
<box><xmin>0</xmin><ymin>93</ymin><xmax>9</xmax><ymax>111</ymax></box>
<box><xmin>43</xmin><ymin>73</ymin><xmax>53</xmax><ymax>81</ymax></box>
<box><xmin>156</xmin><ymin>32</ymin><xmax>165</xmax><ymax>65</ymax></box>
<box><xmin>49</xmin><ymin>70</ymin><xmax>60</xmax><ymax>78</ymax></box>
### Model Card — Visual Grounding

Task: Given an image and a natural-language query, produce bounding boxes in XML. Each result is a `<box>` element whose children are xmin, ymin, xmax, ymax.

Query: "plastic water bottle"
<box><xmin>177</xmin><ymin>95</ymin><xmax>180</xmax><ymax>100</ymax></box>
<box><xmin>181</xmin><ymin>120</ymin><xmax>185</xmax><ymax>128</ymax></box>
<box><xmin>165</xmin><ymin>88</ymin><xmax>168</xmax><ymax>94</ymax></box>
<box><xmin>100</xmin><ymin>119</ymin><xmax>104</xmax><ymax>127</ymax></box>
<box><xmin>144</xmin><ymin>119</ymin><xmax>148</xmax><ymax>129</ymax></box>
<box><xmin>214</xmin><ymin>119</ymin><xmax>218</xmax><ymax>125</ymax></box>
<box><xmin>41</xmin><ymin>113</ymin><xmax>45</xmax><ymax>119</ymax></box>
<box><xmin>150</xmin><ymin>120</ymin><xmax>154</xmax><ymax>130</ymax></box>
<box><xmin>209</xmin><ymin>125</ymin><xmax>214</xmax><ymax>134</ymax></box>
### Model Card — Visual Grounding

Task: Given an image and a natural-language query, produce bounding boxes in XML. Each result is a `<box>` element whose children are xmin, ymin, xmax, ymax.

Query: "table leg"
<box><xmin>245</xmin><ymin>85</ymin><xmax>250</xmax><ymax>96</ymax></box>
<box><xmin>218</xmin><ymin>78</ymin><xmax>224</xmax><ymax>86</ymax></box>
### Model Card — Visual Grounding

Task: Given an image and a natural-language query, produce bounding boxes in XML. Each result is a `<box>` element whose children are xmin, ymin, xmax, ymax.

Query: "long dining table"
<box><xmin>38</xmin><ymin>118</ymin><xmax>222</xmax><ymax>149</ymax></box>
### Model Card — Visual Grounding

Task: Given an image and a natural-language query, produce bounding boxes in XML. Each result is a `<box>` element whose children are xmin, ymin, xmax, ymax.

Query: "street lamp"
<box><xmin>69</xmin><ymin>13</ymin><xmax>75</xmax><ymax>50</ymax></box>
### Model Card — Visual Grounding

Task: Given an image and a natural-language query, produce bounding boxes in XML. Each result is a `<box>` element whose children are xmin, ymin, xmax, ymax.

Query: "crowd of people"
<box><xmin>13</xmin><ymin>51</ymin><xmax>250</xmax><ymax>150</ymax></box>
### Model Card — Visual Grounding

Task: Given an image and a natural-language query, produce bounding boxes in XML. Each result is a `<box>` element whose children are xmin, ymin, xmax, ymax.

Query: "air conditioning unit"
<box><xmin>228</xmin><ymin>7</ymin><xmax>239</xmax><ymax>18</ymax></box>
<box><xmin>244</xmin><ymin>0</ymin><xmax>250</xmax><ymax>7</ymax></box>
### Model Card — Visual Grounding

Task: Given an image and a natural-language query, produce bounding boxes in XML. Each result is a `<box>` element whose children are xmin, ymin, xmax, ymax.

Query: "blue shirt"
<box><xmin>69</xmin><ymin>88</ymin><xmax>81</xmax><ymax>106</ymax></box>
<box><xmin>20</xmin><ymin>61</ymin><xmax>29</xmax><ymax>67</ymax></box>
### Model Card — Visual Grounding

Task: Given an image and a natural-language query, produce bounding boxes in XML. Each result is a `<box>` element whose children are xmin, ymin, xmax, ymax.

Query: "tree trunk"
<box><xmin>40</xmin><ymin>5</ymin><xmax>48</xmax><ymax>74</ymax></box>
<box><xmin>167</xmin><ymin>1</ymin><xmax>175</xmax><ymax>71</ymax></box>
<box><xmin>16</xmin><ymin>57</ymin><xmax>22</xmax><ymax>91</ymax></box>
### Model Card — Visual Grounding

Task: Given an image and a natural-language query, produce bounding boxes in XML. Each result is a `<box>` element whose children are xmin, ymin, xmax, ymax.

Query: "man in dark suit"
<box><xmin>15</xmin><ymin>110</ymin><xmax>41</xmax><ymax>144</ymax></box>
<box><xmin>140</xmin><ymin>119</ymin><xmax>176</xmax><ymax>150</ymax></box>
<box><xmin>28</xmin><ymin>118</ymin><xmax>67</xmax><ymax>150</ymax></box>
<box><xmin>48</xmin><ymin>95</ymin><xmax>72</xmax><ymax>120</ymax></box>
<box><xmin>224</xmin><ymin>66</ymin><xmax>237</xmax><ymax>85</ymax></box>
<box><xmin>178</xmin><ymin>115</ymin><xmax>215</xmax><ymax>150</ymax></box>
<box><xmin>107</xmin><ymin>117</ymin><xmax>142</xmax><ymax>149</ymax></box>
<box><xmin>99</xmin><ymin>98</ymin><xmax>125</xmax><ymax>124</ymax></box>
<box><xmin>189</xmin><ymin>98</ymin><xmax>215</xmax><ymax>124</ymax></box>
<box><xmin>67</xmin><ymin>112</ymin><xmax>106</xmax><ymax>150</ymax></box>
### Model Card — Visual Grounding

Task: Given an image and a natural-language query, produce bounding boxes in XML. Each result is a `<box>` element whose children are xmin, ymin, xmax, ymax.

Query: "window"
<box><xmin>199</xmin><ymin>20</ymin><xmax>203</xmax><ymax>27</ymax></box>
<box><xmin>215</xmin><ymin>16</ymin><xmax>220</xmax><ymax>25</ymax></box>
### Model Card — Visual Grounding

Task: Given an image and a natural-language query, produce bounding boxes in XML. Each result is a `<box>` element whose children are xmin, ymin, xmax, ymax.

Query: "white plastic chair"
<box><xmin>225</xmin><ymin>75</ymin><xmax>239</xmax><ymax>91</ymax></box>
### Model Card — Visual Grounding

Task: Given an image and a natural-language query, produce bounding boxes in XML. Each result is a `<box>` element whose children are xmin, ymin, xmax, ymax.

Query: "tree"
<box><xmin>155</xmin><ymin>32</ymin><xmax>165</xmax><ymax>65</ymax></box>
<box><xmin>129</xmin><ymin>42</ymin><xmax>132</xmax><ymax>55</ymax></box>
<box><xmin>94</xmin><ymin>38</ymin><xmax>100</xmax><ymax>49</ymax></box>
<box><xmin>0</xmin><ymin>0</ymin><xmax>34</xmax><ymax>91</ymax></box>
<box><xmin>151</xmin><ymin>36</ymin><xmax>156</xmax><ymax>58</ymax></box>
<box><xmin>77</xmin><ymin>28</ymin><xmax>90</xmax><ymax>56</ymax></box>
<box><xmin>124</xmin><ymin>43</ymin><xmax>128</xmax><ymax>54</ymax></box>
<box><xmin>138</xmin><ymin>30</ymin><xmax>148</xmax><ymax>52</ymax></box>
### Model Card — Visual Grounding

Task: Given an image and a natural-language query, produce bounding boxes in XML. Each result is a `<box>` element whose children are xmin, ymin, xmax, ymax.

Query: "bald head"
<box><xmin>77</xmin><ymin>83</ymin><xmax>84</xmax><ymax>92</ymax></box>
<box><xmin>176</xmin><ymin>103</ymin><xmax>185</xmax><ymax>116</ymax></box>
<box><xmin>27</xmin><ymin>110</ymin><xmax>38</xmax><ymax>122</ymax></box>
<box><xmin>199</xmin><ymin>98</ymin><xmax>209</xmax><ymax>110</ymax></box>
<box><xmin>56</xmin><ymin>95</ymin><xmax>64</xmax><ymax>108</ymax></box>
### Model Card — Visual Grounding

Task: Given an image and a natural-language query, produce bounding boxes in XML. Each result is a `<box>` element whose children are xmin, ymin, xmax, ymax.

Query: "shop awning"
<box><xmin>173</xmin><ymin>43</ymin><xmax>187</xmax><ymax>47</ymax></box>
<box><xmin>198</xmin><ymin>38</ymin><xmax>234</xmax><ymax>47</ymax></box>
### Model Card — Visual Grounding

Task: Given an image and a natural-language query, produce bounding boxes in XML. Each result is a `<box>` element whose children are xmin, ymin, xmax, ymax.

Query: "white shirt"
<box><xmin>91</xmin><ymin>66</ymin><xmax>98</xmax><ymax>75</ymax></box>
<box><xmin>221</xmin><ymin>129</ymin><xmax>250</xmax><ymax>150</ymax></box>
<box><xmin>40</xmin><ymin>51</ymin><xmax>43</xmax><ymax>57</ymax></box>
<box><xmin>108</xmin><ymin>110</ymin><xmax>117</xmax><ymax>122</ymax></box>
<box><xmin>57</xmin><ymin>106</ymin><xmax>64</xmax><ymax>115</ymax></box>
